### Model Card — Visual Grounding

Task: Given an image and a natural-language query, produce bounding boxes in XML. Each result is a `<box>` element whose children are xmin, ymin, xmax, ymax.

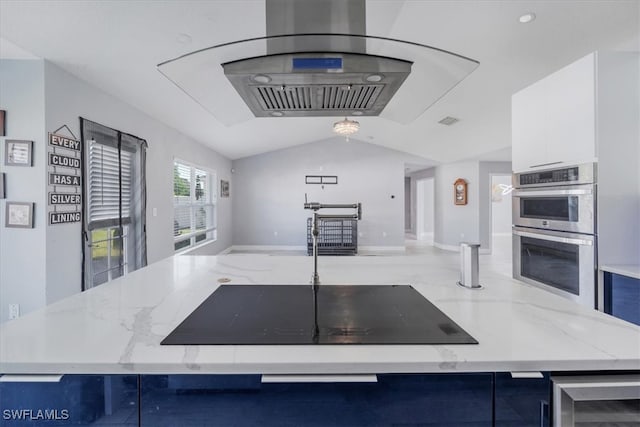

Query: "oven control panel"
<box><xmin>514</xmin><ymin>163</ymin><xmax>596</xmax><ymax>188</ymax></box>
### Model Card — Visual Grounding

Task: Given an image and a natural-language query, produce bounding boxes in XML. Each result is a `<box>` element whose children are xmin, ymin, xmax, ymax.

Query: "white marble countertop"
<box><xmin>600</xmin><ymin>264</ymin><xmax>640</xmax><ymax>280</ymax></box>
<box><xmin>1</xmin><ymin>253</ymin><xmax>639</xmax><ymax>375</ymax></box>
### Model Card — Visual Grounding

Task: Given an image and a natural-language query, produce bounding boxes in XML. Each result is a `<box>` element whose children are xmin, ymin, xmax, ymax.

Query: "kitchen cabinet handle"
<box><xmin>261</xmin><ymin>374</ymin><xmax>377</xmax><ymax>384</ymax></box>
<box><xmin>0</xmin><ymin>375</ymin><xmax>63</xmax><ymax>383</ymax></box>
<box><xmin>513</xmin><ymin>229</ymin><xmax>593</xmax><ymax>246</ymax></box>
<box><xmin>510</xmin><ymin>371</ymin><xmax>544</xmax><ymax>379</ymax></box>
<box><xmin>530</xmin><ymin>161</ymin><xmax>563</xmax><ymax>168</ymax></box>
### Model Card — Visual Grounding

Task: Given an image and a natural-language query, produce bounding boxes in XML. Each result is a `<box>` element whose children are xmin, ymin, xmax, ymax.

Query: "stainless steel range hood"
<box><xmin>157</xmin><ymin>0</ymin><xmax>479</xmax><ymax>125</ymax></box>
<box><xmin>223</xmin><ymin>52</ymin><xmax>411</xmax><ymax>118</ymax></box>
<box><xmin>223</xmin><ymin>0</ymin><xmax>411</xmax><ymax>118</ymax></box>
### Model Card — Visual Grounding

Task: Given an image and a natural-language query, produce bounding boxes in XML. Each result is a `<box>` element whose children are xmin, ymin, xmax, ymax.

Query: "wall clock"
<box><xmin>454</xmin><ymin>178</ymin><xmax>468</xmax><ymax>205</ymax></box>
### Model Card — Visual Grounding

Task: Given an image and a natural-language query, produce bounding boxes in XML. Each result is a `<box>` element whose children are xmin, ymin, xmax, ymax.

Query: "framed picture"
<box><xmin>5</xmin><ymin>140</ymin><xmax>33</xmax><ymax>166</ymax></box>
<box><xmin>0</xmin><ymin>173</ymin><xmax>4</xmax><ymax>199</ymax></box>
<box><xmin>220</xmin><ymin>180</ymin><xmax>230</xmax><ymax>198</ymax></box>
<box><xmin>6</xmin><ymin>202</ymin><xmax>34</xmax><ymax>228</ymax></box>
<box><xmin>0</xmin><ymin>110</ymin><xmax>5</xmax><ymax>136</ymax></box>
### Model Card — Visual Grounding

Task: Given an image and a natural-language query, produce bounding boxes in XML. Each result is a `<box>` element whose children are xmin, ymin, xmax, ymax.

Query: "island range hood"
<box><xmin>222</xmin><ymin>0</ymin><xmax>411</xmax><ymax>118</ymax></box>
<box><xmin>157</xmin><ymin>0</ymin><xmax>479</xmax><ymax>125</ymax></box>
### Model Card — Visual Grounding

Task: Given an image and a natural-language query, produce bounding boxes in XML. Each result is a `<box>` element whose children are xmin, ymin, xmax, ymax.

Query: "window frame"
<box><xmin>173</xmin><ymin>158</ymin><xmax>217</xmax><ymax>252</ymax></box>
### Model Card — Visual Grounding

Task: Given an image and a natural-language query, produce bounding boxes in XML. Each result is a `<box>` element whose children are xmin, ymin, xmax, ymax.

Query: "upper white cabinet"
<box><xmin>512</xmin><ymin>53</ymin><xmax>597</xmax><ymax>172</ymax></box>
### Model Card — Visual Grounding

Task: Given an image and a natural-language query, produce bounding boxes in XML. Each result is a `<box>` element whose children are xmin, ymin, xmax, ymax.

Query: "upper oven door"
<box><xmin>512</xmin><ymin>184</ymin><xmax>595</xmax><ymax>234</ymax></box>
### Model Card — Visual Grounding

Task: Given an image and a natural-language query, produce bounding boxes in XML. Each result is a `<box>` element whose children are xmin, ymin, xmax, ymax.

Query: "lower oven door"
<box><xmin>513</xmin><ymin>226</ymin><xmax>596</xmax><ymax>307</ymax></box>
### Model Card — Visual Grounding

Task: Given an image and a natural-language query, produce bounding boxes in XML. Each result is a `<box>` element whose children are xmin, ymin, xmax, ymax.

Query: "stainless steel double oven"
<box><xmin>512</xmin><ymin>163</ymin><xmax>597</xmax><ymax>307</ymax></box>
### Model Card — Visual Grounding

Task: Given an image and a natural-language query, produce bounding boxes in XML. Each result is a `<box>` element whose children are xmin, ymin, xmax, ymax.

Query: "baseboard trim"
<box><xmin>230</xmin><ymin>245</ymin><xmax>306</xmax><ymax>252</ymax></box>
<box><xmin>359</xmin><ymin>246</ymin><xmax>405</xmax><ymax>253</ymax></box>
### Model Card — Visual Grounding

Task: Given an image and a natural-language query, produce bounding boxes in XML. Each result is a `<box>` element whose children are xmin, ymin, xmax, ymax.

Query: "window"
<box><xmin>173</xmin><ymin>160</ymin><xmax>216</xmax><ymax>251</ymax></box>
<box><xmin>82</xmin><ymin>118</ymin><xmax>147</xmax><ymax>289</ymax></box>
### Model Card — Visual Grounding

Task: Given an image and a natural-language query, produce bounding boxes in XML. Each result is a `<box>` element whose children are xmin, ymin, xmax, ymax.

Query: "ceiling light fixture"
<box><xmin>252</xmin><ymin>74</ymin><xmax>271</xmax><ymax>83</ymax></box>
<box><xmin>518</xmin><ymin>12</ymin><xmax>536</xmax><ymax>23</ymax></box>
<box><xmin>333</xmin><ymin>117</ymin><xmax>360</xmax><ymax>141</ymax></box>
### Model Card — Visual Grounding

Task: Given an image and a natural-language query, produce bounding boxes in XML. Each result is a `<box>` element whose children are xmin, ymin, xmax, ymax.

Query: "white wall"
<box><xmin>490</xmin><ymin>174</ymin><xmax>512</xmax><ymax>234</ymax></box>
<box><xmin>0</xmin><ymin>60</ymin><xmax>47</xmax><ymax>322</ymax></box>
<box><xmin>0</xmin><ymin>59</ymin><xmax>232</xmax><ymax>322</ymax></box>
<box><xmin>232</xmin><ymin>138</ymin><xmax>431</xmax><ymax>248</ymax></box>
<box><xmin>416</xmin><ymin>178</ymin><xmax>434</xmax><ymax>239</ymax></box>
<box><xmin>479</xmin><ymin>161</ymin><xmax>512</xmax><ymax>251</ymax></box>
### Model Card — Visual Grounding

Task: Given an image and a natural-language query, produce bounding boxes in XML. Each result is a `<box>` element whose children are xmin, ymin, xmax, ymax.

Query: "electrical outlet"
<box><xmin>9</xmin><ymin>304</ymin><xmax>20</xmax><ymax>320</ymax></box>
<box><xmin>152</xmin><ymin>207</ymin><xmax>158</xmax><ymax>217</ymax></box>
<box><xmin>358</xmin><ymin>232</ymin><xmax>363</xmax><ymax>238</ymax></box>
<box><xmin>382</xmin><ymin>231</ymin><xmax>387</xmax><ymax>238</ymax></box>
<box><xmin>273</xmin><ymin>231</ymin><xmax>278</xmax><ymax>237</ymax></box>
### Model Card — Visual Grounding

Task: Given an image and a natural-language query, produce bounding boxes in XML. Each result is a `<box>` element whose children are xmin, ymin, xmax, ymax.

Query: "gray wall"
<box><xmin>232</xmin><ymin>138</ymin><xmax>431</xmax><ymax>248</ymax></box>
<box><xmin>0</xmin><ymin>60</ymin><xmax>47</xmax><ymax>322</ymax></box>
<box><xmin>425</xmin><ymin>160</ymin><xmax>511</xmax><ymax>251</ymax></box>
<box><xmin>433</xmin><ymin>161</ymin><xmax>481</xmax><ymax>249</ymax></box>
<box><xmin>0</xmin><ymin>59</ymin><xmax>232</xmax><ymax>322</ymax></box>
<box><xmin>596</xmin><ymin>51</ymin><xmax>640</xmax><ymax>266</ymax></box>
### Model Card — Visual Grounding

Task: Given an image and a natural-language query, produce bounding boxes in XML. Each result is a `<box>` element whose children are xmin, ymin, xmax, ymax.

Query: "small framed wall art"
<box><xmin>5</xmin><ymin>140</ymin><xmax>33</xmax><ymax>166</ymax></box>
<box><xmin>220</xmin><ymin>180</ymin><xmax>230</xmax><ymax>198</ymax></box>
<box><xmin>0</xmin><ymin>110</ymin><xmax>5</xmax><ymax>136</ymax></box>
<box><xmin>6</xmin><ymin>202</ymin><xmax>35</xmax><ymax>228</ymax></box>
<box><xmin>0</xmin><ymin>173</ymin><xmax>5</xmax><ymax>199</ymax></box>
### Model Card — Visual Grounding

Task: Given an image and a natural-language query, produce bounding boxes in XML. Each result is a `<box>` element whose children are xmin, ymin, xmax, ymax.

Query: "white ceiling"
<box><xmin>0</xmin><ymin>1</ymin><xmax>638</xmax><ymax>163</ymax></box>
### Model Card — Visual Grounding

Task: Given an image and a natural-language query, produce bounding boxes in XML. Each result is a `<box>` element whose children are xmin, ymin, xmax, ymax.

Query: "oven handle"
<box><xmin>512</xmin><ymin>188</ymin><xmax>593</xmax><ymax>197</ymax></box>
<box><xmin>513</xmin><ymin>229</ymin><xmax>594</xmax><ymax>246</ymax></box>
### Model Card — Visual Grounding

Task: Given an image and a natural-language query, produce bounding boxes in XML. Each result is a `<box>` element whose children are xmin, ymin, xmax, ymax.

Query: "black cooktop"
<box><xmin>161</xmin><ymin>285</ymin><xmax>477</xmax><ymax>345</ymax></box>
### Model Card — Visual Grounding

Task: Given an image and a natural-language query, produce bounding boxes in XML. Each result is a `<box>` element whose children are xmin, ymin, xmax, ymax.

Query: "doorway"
<box><xmin>415</xmin><ymin>177</ymin><xmax>435</xmax><ymax>245</ymax></box>
<box><xmin>490</xmin><ymin>174</ymin><xmax>512</xmax><ymax>261</ymax></box>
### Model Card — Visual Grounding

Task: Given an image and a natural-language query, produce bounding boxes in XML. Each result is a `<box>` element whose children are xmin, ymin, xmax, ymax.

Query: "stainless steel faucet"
<box><xmin>304</xmin><ymin>195</ymin><xmax>362</xmax><ymax>342</ymax></box>
<box><xmin>303</xmin><ymin>195</ymin><xmax>362</xmax><ymax>286</ymax></box>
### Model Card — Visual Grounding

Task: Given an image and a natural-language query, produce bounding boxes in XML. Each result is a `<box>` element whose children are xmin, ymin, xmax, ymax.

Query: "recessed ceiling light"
<box><xmin>176</xmin><ymin>33</ymin><xmax>192</xmax><ymax>44</ymax></box>
<box><xmin>252</xmin><ymin>74</ymin><xmax>271</xmax><ymax>83</ymax></box>
<box><xmin>518</xmin><ymin>12</ymin><xmax>536</xmax><ymax>24</ymax></box>
<box><xmin>270</xmin><ymin>111</ymin><xmax>284</xmax><ymax>117</ymax></box>
<box><xmin>352</xmin><ymin>111</ymin><xmax>363</xmax><ymax>116</ymax></box>
<box><xmin>365</xmin><ymin>74</ymin><xmax>384</xmax><ymax>82</ymax></box>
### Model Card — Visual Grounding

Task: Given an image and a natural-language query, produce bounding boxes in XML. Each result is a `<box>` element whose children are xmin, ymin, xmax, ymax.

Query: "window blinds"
<box><xmin>88</xmin><ymin>140</ymin><xmax>133</xmax><ymax>226</ymax></box>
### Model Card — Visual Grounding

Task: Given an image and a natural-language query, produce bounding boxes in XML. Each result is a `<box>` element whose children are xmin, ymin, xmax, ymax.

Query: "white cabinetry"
<box><xmin>513</xmin><ymin>50</ymin><xmax>640</xmax><ymax>269</ymax></box>
<box><xmin>512</xmin><ymin>53</ymin><xmax>596</xmax><ymax>173</ymax></box>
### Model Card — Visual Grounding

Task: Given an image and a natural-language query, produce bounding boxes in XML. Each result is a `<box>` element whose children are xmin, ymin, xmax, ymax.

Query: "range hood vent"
<box><xmin>223</xmin><ymin>53</ymin><xmax>411</xmax><ymax>118</ymax></box>
<box><xmin>157</xmin><ymin>0</ymin><xmax>479</xmax><ymax>125</ymax></box>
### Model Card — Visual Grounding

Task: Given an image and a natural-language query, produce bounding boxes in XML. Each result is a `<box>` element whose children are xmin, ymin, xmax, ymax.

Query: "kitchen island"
<box><xmin>1</xmin><ymin>253</ymin><xmax>638</xmax><ymax>426</ymax></box>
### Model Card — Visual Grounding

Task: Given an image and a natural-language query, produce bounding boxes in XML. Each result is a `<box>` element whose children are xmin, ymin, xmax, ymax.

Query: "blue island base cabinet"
<box><xmin>0</xmin><ymin>373</ymin><xmax>552</xmax><ymax>426</ymax></box>
<box><xmin>0</xmin><ymin>375</ymin><xmax>138</xmax><ymax>426</ymax></box>
<box><xmin>140</xmin><ymin>374</ymin><xmax>494</xmax><ymax>427</ymax></box>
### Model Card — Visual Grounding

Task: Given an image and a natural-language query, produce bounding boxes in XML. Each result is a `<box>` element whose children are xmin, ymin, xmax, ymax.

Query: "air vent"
<box><xmin>438</xmin><ymin>116</ymin><xmax>460</xmax><ymax>126</ymax></box>
<box><xmin>253</xmin><ymin>84</ymin><xmax>383</xmax><ymax>112</ymax></box>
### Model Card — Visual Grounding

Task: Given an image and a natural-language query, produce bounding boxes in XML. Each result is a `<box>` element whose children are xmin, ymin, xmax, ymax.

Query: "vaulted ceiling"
<box><xmin>1</xmin><ymin>1</ymin><xmax>638</xmax><ymax>163</ymax></box>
